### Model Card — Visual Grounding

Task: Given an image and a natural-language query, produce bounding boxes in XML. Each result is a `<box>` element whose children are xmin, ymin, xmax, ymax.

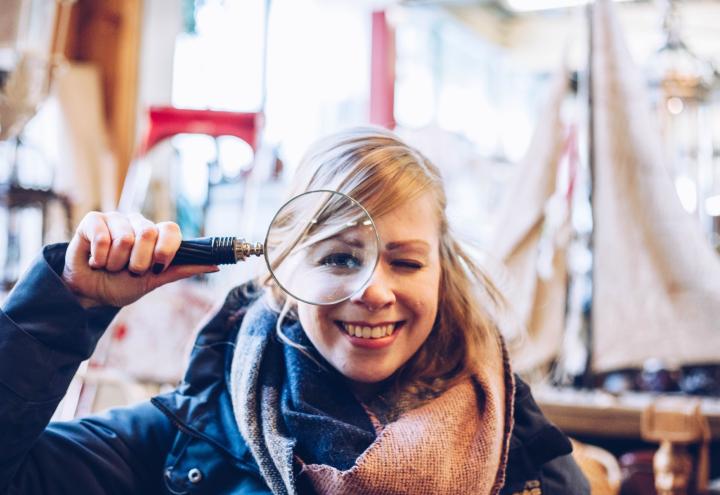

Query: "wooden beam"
<box><xmin>63</xmin><ymin>0</ymin><xmax>142</xmax><ymax>203</ymax></box>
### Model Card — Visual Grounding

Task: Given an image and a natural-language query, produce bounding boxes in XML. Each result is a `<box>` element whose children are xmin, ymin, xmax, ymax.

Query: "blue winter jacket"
<box><xmin>0</xmin><ymin>244</ymin><xmax>589</xmax><ymax>494</ymax></box>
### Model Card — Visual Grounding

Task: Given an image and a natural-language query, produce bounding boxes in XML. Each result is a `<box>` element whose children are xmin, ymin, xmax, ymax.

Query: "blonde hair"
<box><xmin>263</xmin><ymin>126</ymin><xmax>504</xmax><ymax>396</ymax></box>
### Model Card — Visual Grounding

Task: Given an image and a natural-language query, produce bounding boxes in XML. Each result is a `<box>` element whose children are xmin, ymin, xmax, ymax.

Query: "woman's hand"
<box><xmin>62</xmin><ymin>212</ymin><xmax>218</xmax><ymax>308</ymax></box>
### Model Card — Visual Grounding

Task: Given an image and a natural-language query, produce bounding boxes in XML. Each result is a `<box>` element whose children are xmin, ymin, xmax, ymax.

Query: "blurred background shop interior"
<box><xmin>2</xmin><ymin>1</ymin><xmax>720</xmax><ymax>493</ymax></box>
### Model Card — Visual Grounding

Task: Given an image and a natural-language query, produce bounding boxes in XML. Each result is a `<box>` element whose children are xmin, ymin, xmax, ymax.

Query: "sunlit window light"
<box><xmin>675</xmin><ymin>175</ymin><xmax>697</xmax><ymax>213</ymax></box>
<box><xmin>503</xmin><ymin>0</ymin><xmax>633</xmax><ymax>13</ymax></box>
<box><xmin>666</xmin><ymin>96</ymin><xmax>684</xmax><ymax>115</ymax></box>
<box><xmin>706</xmin><ymin>195</ymin><xmax>720</xmax><ymax>217</ymax></box>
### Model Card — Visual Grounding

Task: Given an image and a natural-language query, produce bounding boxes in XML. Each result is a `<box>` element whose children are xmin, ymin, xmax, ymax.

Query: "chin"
<box><xmin>341</xmin><ymin>365</ymin><xmax>396</xmax><ymax>384</ymax></box>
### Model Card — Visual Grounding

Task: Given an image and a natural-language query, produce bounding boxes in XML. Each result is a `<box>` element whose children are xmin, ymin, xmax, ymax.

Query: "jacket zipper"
<box><xmin>150</xmin><ymin>397</ymin><xmax>259</xmax><ymax>474</ymax></box>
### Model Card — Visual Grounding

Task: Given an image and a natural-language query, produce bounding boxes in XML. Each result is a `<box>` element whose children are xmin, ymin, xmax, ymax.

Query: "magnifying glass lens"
<box><xmin>265</xmin><ymin>190</ymin><xmax>379</xmax><ymax>305</ymax></box>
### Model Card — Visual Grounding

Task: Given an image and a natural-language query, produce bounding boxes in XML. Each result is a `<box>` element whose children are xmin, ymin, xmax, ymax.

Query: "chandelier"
<box><xmin>647</xmin><ymin>0</ymin><xmax>720</xmax><ymax>252</ymax></box>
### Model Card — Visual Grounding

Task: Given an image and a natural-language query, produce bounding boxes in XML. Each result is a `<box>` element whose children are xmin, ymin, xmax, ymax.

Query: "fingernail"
<box><xmin>152</xmin><ymin>263</ymin><xmax>165</xmax><ymax>275</ymax></box>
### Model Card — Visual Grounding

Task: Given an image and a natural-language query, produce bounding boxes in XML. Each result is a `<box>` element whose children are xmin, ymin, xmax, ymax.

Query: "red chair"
<box><xmin>120</xmin><ymin>106</ymin><xmax>265</xmax><ymax>214</ymax></box>
<box><xmin>137</xmin><ymin>106</ymin><xmax>263</xmax><ymax>157</ymax></box>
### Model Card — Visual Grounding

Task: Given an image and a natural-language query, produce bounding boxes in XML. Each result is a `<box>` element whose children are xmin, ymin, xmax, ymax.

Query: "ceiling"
<box><xmin>395</xmin><ymin>0</ymin><xmax>720</xmax><ymax>71</ymax></box>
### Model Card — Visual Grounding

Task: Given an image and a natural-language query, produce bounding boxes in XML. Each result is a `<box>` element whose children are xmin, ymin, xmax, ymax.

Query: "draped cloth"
<box><xmin>491</xmin><ymin>70</ymin><xmax>570</xmax><ymax>373</ymax></box>
<box><xmin>229</xmin><ymin>298</ymin><xmax>515</xmax><ymax>495</ymax></box>
<box><xmin>591</xmin><ymin>0</ymin><xmax>720</xmax><ymax>372</ymax></box>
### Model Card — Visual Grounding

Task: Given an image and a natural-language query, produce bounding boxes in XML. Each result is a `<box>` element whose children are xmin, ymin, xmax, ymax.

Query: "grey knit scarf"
<box><xmin>228</xmin><ymin>298</ymin><xmax>379</xmax><ymax>495</ymax></box>
<box><xmin>229</xmin><ymin>297</ymin><xmax>514</xmax><ymax>495</ymax></box>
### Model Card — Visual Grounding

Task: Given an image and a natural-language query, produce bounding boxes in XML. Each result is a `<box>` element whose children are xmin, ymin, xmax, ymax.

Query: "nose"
<box><xmin>349</xmin><ymin>262</ymin><xmax>396</xmax><ymax>311</ymax></box>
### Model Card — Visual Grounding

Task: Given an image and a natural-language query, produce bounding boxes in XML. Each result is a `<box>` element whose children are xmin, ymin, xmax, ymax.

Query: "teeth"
<box><xmin>343</xmin><ymin>323</ymin><xmax>396</xmax><ymax>339</ymax></box>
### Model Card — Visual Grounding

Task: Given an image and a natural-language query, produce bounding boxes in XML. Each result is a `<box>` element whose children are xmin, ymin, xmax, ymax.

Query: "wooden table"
<box><xmin>534</xmin><ymin>385</ymin><xmax>720</xmax><ymax>438</ymax></box>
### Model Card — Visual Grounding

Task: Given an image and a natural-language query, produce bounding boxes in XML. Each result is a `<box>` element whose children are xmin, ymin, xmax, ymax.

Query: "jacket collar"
<box><xmin>152</xmin><ymin>283</ymin><xmax>262</xmax><ymax>462</ymax></box>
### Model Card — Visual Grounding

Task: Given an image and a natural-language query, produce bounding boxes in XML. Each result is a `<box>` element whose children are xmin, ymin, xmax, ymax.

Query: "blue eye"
<box><xmin>319</xmin><ymin>252</ymin><xmax>362</xmax><ymax>269</ymax></box>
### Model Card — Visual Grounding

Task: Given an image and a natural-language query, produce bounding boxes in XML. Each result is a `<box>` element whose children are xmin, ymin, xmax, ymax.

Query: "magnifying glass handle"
<box><xmin>171</xmin><ymin>237</ymin><xmax>263</xmax><ymax>265</ymax></box>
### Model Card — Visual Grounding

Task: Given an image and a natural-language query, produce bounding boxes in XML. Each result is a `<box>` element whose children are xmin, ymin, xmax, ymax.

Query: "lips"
<box><xmin>337</xmin><ymin>321</ymin><xmax>402</xmax><ymax>339</ymax></box>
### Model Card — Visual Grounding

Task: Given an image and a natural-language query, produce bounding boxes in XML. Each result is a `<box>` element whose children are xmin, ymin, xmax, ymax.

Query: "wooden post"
<box><xmin>641</xmin><ymin>400</ymin><xmax>712</xmax><ymax>495</ymax></box>
<box><xmin>62</xmin><ymin>0</ymin><xmax>142</xmax><ymax>203</ymax></box>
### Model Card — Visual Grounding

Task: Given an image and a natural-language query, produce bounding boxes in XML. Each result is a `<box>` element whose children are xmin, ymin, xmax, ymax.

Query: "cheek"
<box><xmin>297</xmin><ymin>304</ymin><xmax>334</xmax><ymax>344</ymax></box>
<box><xmin>424</xmin><ymin>265</ymin><xmax>442</xmax><ymax>310</ymax></box>
<box><xmin>406</xmin><ymin>269</ymin><xmax>441</xmax><ymax>329</ymax></box>
<box><xmin>297</xmin><ymin>304</ymin><xmax>319</xmax><ymax>336</ymax></box>
<box><xmin>409</xmin><ymin>292</ymin><xmax>435</xmax><ymax>318</ymax></box>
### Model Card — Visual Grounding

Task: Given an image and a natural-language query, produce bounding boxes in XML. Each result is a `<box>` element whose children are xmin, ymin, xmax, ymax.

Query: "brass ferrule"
<box><xmin>233</xmin><ymin>239</ymin><xmax>264</xmax><ymax>261</ymax></box>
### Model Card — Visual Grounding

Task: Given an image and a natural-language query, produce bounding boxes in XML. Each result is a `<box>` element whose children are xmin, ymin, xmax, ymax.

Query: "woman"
<box><xmin>0</xmin><ymin>128</ymin><xmax>588</xmax><ymax>494</ymax></box>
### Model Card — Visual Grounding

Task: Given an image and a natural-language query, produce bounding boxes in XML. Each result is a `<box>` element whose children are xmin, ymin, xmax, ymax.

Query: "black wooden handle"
<box><xmin>171</xmin><ymin>237</ymin><xmax>236</xmax><ymax>265</ymax></box>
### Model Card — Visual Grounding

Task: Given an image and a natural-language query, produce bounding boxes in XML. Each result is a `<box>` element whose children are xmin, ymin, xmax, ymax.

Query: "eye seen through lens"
<box><xmin>264</xmin><ymin>190</ymin><xmax>379</xmax><ymax>305</ymax></box>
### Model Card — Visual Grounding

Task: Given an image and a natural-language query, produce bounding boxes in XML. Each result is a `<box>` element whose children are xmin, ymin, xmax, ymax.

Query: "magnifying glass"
<box><xmin>169</xmin><ymin>190</ymin><xmax>380</xmax><ymax>305</ymax></box>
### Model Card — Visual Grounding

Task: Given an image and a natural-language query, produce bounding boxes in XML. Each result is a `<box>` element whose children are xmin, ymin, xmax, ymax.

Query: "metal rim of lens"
<box><xmin>263</xmin><ymin>189</ymin><xmax>381</xmax><ymax>306</ymax></box>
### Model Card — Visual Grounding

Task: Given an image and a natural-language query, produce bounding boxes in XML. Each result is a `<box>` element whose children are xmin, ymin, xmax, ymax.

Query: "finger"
<box><xmin>127</xmin><ymin>214</ymin><xmax>159</xmax><ymax>274</ymax></box>
<box><xmin>75</xmin><ymin>212</ymin><xmax>112</xmax><ymax>269</ymax></box>
<box><xmin>147</xmin><ymin>264</ymin><xmax>219</xmax><ymax>291</ymax></box>
<box><xmin>104</xmin><ymin>213</ymin><xmax>136</xmax><ymax>272</ymax></box>
<box><xmin>152</xmin><ymin>221</ymin><xmax>182</xmax><ymax>274</ymax></box>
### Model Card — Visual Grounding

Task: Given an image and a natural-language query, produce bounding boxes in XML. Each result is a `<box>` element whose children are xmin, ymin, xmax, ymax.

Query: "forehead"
<box><xmin>371</xmin><ymin>192</ymin><xmax>440</xmax><ymax>247</ymax></box>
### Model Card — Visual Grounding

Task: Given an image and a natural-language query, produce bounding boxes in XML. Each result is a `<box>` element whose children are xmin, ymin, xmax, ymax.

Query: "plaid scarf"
<box><xmin>229</xmin><ymin>298</ymin><xmax>514</xmax><ymax>495</ymax></box>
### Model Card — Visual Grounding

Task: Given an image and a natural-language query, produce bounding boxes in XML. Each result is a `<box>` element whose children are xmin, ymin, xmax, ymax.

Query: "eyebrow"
<box><xmin>385</xmin><ymin>240</ymin><xmax>431</xmax><ymax>251</ymax></box>
<box><xmin>318</xmin><ymin>233</ymin><xmax>367</xmax><ymax>249</ymax></box>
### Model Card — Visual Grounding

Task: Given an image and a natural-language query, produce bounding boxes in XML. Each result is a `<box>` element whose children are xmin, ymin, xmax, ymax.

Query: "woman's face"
<box><xmin>297</xmin><ymin>191</ymin><xmax>442</xmax><ymax>385</ymax></box>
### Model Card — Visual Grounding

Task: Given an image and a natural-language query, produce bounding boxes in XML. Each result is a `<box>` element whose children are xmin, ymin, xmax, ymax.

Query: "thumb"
<box><xmin>66</xmin><ymin>229</ymin><xmax>92</xmax><ymax>268</ymax></box>
<box><xmin>146</xmin><ymin>265</ymin><xmax>220</xmax><ymax>290</ymax></box>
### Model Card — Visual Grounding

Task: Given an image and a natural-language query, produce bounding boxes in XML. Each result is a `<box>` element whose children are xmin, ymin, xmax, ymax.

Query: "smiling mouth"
<box><xmin>336</xmin><ymin>321</ymin><xmax>403</xmax><ymax>339</ymax></box>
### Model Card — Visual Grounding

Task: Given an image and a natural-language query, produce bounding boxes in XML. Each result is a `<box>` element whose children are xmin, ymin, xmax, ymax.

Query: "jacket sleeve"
<box><xmin>502</xmin><ymin>378</ymin><xmax>590</xmax><ymax>495</ymax></box>
<box><xmin>538</xmin><ymin>453</ymin><xmax>590</xmax><ymax>495</ymax></box>
<box><xmin>0</xmin><ymin>244</ymin><xmax>174</xmax><ymax>494</ymax></box>
<box><xmin>9</xmin><ymin>401</ymin><xmax>177</xmax><ymax>495</ymax></box>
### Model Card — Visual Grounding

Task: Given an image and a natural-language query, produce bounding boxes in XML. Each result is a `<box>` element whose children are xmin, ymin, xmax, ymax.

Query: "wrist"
<box><xmin>61</xmin><ymin>266</ymin><xmax>104</xmax><ymax>309</ymax></box>
<box><xmin>75</xmin><ymin>294</ymin><xmax>105</xmax><ymax>309</ymax></box>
